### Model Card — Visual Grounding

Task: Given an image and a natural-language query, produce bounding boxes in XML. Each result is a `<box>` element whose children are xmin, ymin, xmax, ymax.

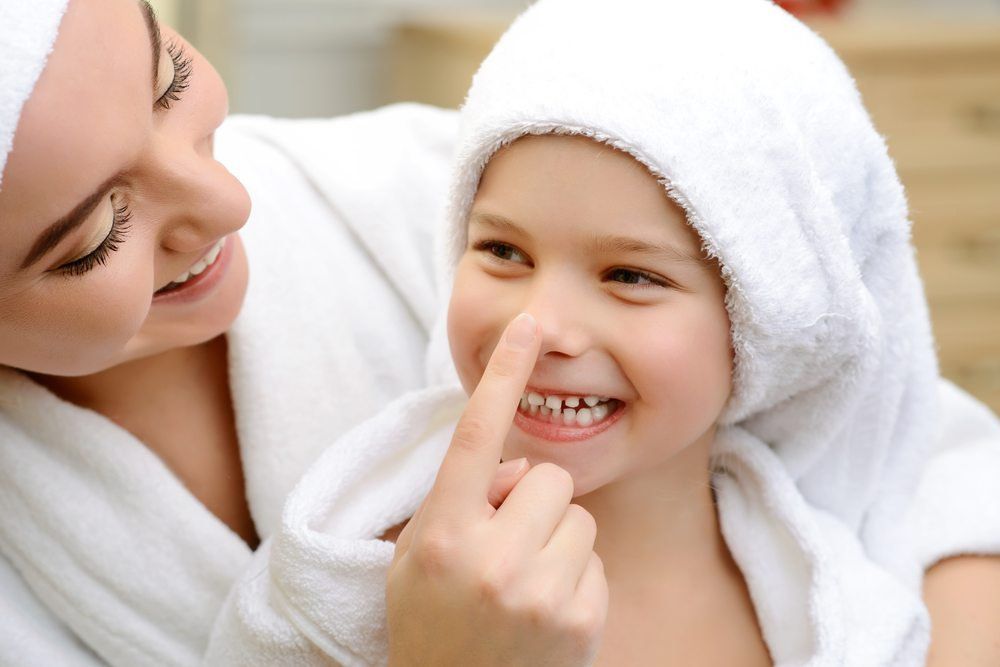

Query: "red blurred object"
<box><xmin>774</xmin><ymin>0</ymin><xmax>849</xmax><ymax>16</ymax></box>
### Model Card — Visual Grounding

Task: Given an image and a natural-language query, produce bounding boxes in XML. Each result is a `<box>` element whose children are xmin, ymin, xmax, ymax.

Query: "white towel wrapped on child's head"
<box><xmin>445</xmin><ymin>0</ymin><xmax>938</xmax><ymax>584</ymax></box>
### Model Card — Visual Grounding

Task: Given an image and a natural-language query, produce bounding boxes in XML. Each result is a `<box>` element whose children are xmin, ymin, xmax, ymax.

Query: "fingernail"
<box><xmin>506</xmin><ymin>313</ymin><xmax>537</xmax><ymax>349</ymax></box>
<box><xmin>496</xmin><ymin>458</ymin><xmax>529</xmax><ymax>480</ymax></box>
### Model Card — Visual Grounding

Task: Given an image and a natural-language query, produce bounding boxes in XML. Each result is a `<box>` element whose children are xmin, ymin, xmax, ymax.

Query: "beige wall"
<box><xmin>148</xmin><ymin>0</ymin><xmax>180</xmax><ymax>28</ymax></box>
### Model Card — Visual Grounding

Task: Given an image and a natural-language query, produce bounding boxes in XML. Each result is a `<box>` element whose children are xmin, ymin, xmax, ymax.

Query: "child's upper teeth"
<box><xmin>519</xmin><ymin>391</ymin><xmax>616</xmax><ymax>426</ymax></box>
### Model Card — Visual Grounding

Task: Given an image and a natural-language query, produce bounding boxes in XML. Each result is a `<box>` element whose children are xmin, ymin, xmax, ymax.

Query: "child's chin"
<box><xmin>503</xmin><ymin>445</ymin><xmax>613</xmax><ymax>498</ymax></box>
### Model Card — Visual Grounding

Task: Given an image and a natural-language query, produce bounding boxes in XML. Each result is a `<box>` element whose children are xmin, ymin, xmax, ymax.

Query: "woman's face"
<box><xmin>0</xmin><ymin>0</ymin><xmax>250</xmax><ymax>376</ymax></box>
<box><xmin>448</xmin><ymin>135</ymin><xmax>733</xmax><ymax>496</ymax></box>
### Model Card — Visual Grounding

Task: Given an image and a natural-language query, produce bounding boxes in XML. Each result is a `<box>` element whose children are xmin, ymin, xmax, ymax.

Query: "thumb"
<box><xmin>487</xmin><ymin>458</ymin><xmax>531</xmax><ymax>509</ymax></box>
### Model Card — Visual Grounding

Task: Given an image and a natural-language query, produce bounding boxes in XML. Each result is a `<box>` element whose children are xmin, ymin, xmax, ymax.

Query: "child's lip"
<box><xmin>523</xmin><ymin>385</ymin><xmax>619</xmax><ymax>401</ymax></box>
<box><xmin>514</xmin><ymin>399</ymin><xmax>626</xmax><ymax>442</ymax></box>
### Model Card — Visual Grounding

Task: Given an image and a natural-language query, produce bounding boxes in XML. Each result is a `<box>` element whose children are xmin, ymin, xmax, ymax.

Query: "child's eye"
<box><xmin>473</xmin><ymin>240</ymin><xmax>531</xmax><ymax>266</ymax></box>
<box><xmin>605</xmin><ymin>267</ymin><xmax>668</xmax><ymax>288</ymax></box>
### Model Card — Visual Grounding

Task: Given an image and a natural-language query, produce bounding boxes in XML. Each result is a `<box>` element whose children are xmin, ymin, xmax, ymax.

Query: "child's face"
<box><xmin>448</xmin><ymin>135</ymin><xmax>733</xmax><ymax>495</ymax></box>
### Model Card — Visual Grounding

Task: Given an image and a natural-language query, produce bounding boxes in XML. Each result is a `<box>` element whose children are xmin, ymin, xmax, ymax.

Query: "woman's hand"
<box><xmin>386</xmin><ymin>313</ymin><xmax>608</xmax><ymax>667</ymax></box>
<box><xmin>924</xmin><ymin>555</ymin><xmax>1000</xmax><ymax>666</ymax></box>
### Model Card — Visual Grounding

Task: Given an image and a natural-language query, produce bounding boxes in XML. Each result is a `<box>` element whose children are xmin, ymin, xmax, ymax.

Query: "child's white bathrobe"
<box><xmin>0</xmin><ymin>23</ymin><xmax>999</xmax><ymax>667</ymax></box>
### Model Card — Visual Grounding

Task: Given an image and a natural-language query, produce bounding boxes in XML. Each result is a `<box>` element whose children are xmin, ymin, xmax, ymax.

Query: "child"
<box><xmin>435</xmin><ymin>0</ymin><xmax>936</xmax><ymax>661</ymax></box>
<box><xmin>209</xmin><ymin>0</ymin><xmax>997</xmax><ymax>664</ymax></box>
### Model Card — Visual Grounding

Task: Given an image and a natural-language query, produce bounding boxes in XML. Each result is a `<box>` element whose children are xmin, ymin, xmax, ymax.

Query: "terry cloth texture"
<box><xmin>439</xmin><ymin>0</ymin><xmax>939</xmax><ymax>662</ymax></box>
<box><xmin>445</xmin><ymin>0</ymin><xmax>939</xmax><ymax>588</ymax></box>
<box><xmin>0</xmin><ymin>0</ymin><xmax>69</xmax><ymax>191</ymax></box>
<box><xmin>0</xmin><ymin>104</ymin><xmax>457</xmax><ymax>667</ymax></box>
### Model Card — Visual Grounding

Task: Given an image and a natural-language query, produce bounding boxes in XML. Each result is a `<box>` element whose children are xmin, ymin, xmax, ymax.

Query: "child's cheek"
<box><xmin>447</xmin><ymin>257</ymin><xmax>503</xmax><ymax>396</ymax></box>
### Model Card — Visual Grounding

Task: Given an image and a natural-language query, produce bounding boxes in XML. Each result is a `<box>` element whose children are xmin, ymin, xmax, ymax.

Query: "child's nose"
<box><xmin>521</xmin><ymin>278</ymin><xmax>593</xmax><ymax>359</ymax></box>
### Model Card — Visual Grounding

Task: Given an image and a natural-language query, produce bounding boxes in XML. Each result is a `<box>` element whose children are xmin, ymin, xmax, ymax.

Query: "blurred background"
<box><xmin>153</xmin><ymin>0</ymin><xmax>1000</xmax><ymax>414</ymax></box>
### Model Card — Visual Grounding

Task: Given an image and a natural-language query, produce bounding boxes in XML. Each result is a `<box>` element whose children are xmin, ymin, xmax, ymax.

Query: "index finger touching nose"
<box><xmin>426</xmin><ymin>313</ymin><xmax>540</xmax><ymax>519</ymax></box>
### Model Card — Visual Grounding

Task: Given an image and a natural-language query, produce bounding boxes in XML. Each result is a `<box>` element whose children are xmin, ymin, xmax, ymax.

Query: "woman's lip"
<box><xmin>152</xmin><ymin>236</ymin><xmax>232</xmax><ymax>305</ymax></box>
<box><xmin>513</xmin><ymin>401</ymin><xmax>625</xmax><ymax>442</ymax></box>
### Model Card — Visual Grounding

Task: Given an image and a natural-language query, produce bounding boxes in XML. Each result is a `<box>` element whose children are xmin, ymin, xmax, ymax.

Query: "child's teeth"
<box><xmin>517</xmin><ymin>391</ymin><xmax>617</xmax><ymax>426</ymax></box>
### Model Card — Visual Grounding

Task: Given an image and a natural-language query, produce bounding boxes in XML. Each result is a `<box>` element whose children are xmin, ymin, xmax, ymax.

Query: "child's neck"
<box><xmin>575</xmin><ymin>427</ymin><xmax>729</xmax><ymax>581</ymax></box>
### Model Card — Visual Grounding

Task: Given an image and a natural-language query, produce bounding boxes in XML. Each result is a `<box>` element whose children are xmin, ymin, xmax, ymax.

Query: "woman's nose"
<box><xmin>146</xmin><ymin>135</ymin><xmax>251</xmax><ymax>254</ymax></box>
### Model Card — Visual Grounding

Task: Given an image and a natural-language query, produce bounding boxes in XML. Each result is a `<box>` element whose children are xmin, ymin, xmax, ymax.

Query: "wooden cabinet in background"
<box><xmin>390</xmin><ymin>16</ymin><xmax>1000</xmax><ymax>414</ymax></box>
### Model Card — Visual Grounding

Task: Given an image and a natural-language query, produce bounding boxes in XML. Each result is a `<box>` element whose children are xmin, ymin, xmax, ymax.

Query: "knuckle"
<box><xmin>485</xmin><ymin>351</ymin><xmax>519</xmax><ymax>380</ymax></box>
<box><xmin>450</xmin><ymin>417</ymin><xmax>493</xmax><ymax>454</ymax></box>
<box><xmin>533</xmin><ymin>463</ymin><xmax>574</xmax><ymax>496</ymax></box>
<box><xmin>477</xmin><ymin>558</ymin><xmax>515</xmax><ymax>603</ymax></box>
<box><xmin>565</xmin><ymin>605</ymin><xmax>605</xmax><ymax>646</ymax></box>
<box><xmin>566</xmin><ymin>504</ymin><xmax>597</xmax><ymax>535</ymax></box>
<box><xmin>409</xmin><ymin>532</ymin><xmax>456</xmax><ymax>575</ymax></box>
<box><xmin>523</xmin><ymin>589</ymin><xmax>560</xmax><ymax>627</ymax></box>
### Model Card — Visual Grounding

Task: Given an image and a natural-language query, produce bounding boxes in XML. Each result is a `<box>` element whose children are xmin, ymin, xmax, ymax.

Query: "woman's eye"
<box><xmin>156</xmin><ymin>41</ymin><xmax>193</xmax><ymax>110</ymax></box>
<box><xmin>56</xmin><ymin>198</ymin><xmax>133</xmax><ymax>277</ymax></box>
<box><xmin>606</xmin><ymin>268</ymin><xmax>668</xmax><ymax>288</ymax></box>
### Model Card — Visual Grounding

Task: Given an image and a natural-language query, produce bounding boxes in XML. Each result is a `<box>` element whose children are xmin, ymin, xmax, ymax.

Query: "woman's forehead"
<box><xmin>0</xmin><ymin>0</ymin><xmax>151</xmax><ymax>268</ymax></box>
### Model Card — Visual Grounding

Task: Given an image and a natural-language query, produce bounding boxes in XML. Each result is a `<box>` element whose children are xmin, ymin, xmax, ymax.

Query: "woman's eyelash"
<box><xmin>156</xmin><ymin>41</ymin><xmax>193</xmax><ymax>111</ymax></box>
<box><xmin>58</xmin><ymin>200</ymin><xmax>133</xmax><ymax>277</ymax></box>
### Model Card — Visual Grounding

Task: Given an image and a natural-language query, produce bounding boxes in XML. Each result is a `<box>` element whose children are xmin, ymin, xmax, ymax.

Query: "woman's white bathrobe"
<box><xmin>0</xmin><ymin>99</ymin><xmax>999</xmax><ymax>666</ymax></box>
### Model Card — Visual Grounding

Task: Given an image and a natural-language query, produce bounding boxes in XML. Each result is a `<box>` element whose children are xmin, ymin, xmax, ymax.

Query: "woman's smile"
<box><xmin>152</xmin><ymin>233</ymin><xmax>237</xmax><ymax>305</ymax></box>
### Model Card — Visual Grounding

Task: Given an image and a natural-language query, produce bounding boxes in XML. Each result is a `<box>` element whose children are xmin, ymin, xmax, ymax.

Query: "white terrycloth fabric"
<box><xmin>208</xmin><ymin>1</ymin><xmax>957</xmax><ymax>664</ymax></box>
<box><xmin>0</xmin><ymin>0</ymin><xmax>69</xmax><ymax>192</ymax></box>
<box><xmin>0</xmin><ymin>18</ymin><xmax>997</xmax><ymax>664</ymax></box>
<box><xmin>437</xmin><ymin>0</ymin><xmax>940</xmax><ymax>660</ymax></box>
<box><xmin>0</xmin><ymin>104</ymin><xmax>457</xmax><ymax>667</ymax></box>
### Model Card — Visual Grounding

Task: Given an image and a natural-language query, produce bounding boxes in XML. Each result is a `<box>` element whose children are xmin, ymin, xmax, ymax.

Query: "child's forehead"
<box><xmin>472</xmin><ymin>135</ymin><xmax>707</xmax><ymax>252</ymax></box>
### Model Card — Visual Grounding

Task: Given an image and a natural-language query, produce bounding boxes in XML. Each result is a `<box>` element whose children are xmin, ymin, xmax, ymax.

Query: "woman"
<box><xmin>0</xmin><ymin>1</ymin><xmax>997</xmax><ymax>665</ymax></box>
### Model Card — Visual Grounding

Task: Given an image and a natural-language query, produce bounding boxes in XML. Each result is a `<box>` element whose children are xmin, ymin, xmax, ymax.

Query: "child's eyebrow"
<box><xmin>589</xmin><ymin>234</ymin><xmax>712</xmax><ymax>268</ymax></box>
<box><xmin>469</xmin><ymin>212</ymin><xmax>531</xmax><ymax>238</ymax></box>
<box><xmin>470</xmin><ymin>211</ymin><xmax>711</xmax><ymax>269</ymax></box>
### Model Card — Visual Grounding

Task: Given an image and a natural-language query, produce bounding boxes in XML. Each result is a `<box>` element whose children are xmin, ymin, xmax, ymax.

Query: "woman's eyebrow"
<box><xmin>138</xmin><ymin>0</ymin><xmax>162</xmax><ymax>92</ymax></box>
<box><xmin>18</xmin><ymin>3</ymin><xmax>159</xmax><ymax>272</ymax></box>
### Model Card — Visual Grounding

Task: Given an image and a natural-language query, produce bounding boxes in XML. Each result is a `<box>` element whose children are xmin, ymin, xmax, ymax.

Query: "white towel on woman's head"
<box><xmin>0</xmin><ymin>0</ymin><xmax>69</xmax><ymax>191</ymax></box>
<box><xmin>445</xmin><ymin>0</ymin><xmax>939</xmax><ymax>586</ymax></box>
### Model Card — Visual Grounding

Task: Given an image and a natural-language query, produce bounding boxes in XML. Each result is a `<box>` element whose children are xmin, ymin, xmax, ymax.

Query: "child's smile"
<box><xmin>516</xmin><ymin>387</ymin><xmax>625</xmax><ymax>440</ymax></box>
<box><xmin>447</xmin><ymin>134</ymin><xmax>733</xmax><ymax>496</ymax></box>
